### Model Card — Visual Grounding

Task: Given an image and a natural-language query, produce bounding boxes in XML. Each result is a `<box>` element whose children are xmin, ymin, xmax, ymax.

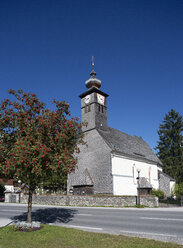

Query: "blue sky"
<box><xmin>0</xmin><ymin>0</ymin><xmax>182</xmax><ymax>151</ymax></box>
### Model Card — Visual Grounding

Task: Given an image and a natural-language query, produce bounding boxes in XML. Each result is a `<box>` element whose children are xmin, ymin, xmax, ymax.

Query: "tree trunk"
<box><xmin>27</xmin><ymin>189</ymin><xmax>33</xmax><ymax>223</ymax></box>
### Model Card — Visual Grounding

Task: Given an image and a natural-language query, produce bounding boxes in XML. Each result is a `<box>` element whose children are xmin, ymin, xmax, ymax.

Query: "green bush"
<box><xmin>152</xmin><ymin>189</ymin><xmax>165</xmax><ymax>199</ymax></box>
<box><xmin>172</xmin><ymin>183</ymin><xmax>183</xmax><ymax>198</ymax></box>
<box><xmin>159</xmin><ymin>197</ymin><xmax>180</xmax><ymax>205</ymax></box>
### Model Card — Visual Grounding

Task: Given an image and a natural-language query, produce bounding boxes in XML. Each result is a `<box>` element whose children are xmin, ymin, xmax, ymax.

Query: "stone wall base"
<box><xmin>19</xmin><ymin>195</ymin><xmax>158</xmax><ymax>208</ymax></box>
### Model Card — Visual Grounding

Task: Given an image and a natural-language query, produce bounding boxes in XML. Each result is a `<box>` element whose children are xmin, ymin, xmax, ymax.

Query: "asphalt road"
<box><xmin>0</xmin><ymin>203</ymin><xmax>183</xmax><ymax>245</ymax></box>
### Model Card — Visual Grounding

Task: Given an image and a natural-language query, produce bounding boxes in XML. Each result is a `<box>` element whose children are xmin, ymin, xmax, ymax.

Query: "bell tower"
<box><xmin>79</xmin><ymin>57</ymin><xmax>109</xmax><ymax>132</ymax></box>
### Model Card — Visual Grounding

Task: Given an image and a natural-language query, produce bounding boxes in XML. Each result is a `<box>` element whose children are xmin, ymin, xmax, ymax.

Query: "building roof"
<box><xmin>79</xmin><ymin>86</ymin><xmax>109</xmax><ymax>98</ymax></box>
<box><xmin>0</xmin><ymin>178</ymin><xmax>14</xmax><ymax>185</ymax></box>
<box><xmin>70</xmin><ymin>169</ymin><xmax>94</xmax><ymax>186</ymax></box>
<box><xmin>140</xmin><ymin>177</ymin><xmax>153</xmax><ymax>188</ymax></box>
<box><xmin>159</xmin><ymin>171</ymin><xmax>175</xmax><ymax>181</ymax></box>
<box><xmin>97</xmin><ymin>126</ymin><xmax>162</xmax><ymax>165</ymax></box>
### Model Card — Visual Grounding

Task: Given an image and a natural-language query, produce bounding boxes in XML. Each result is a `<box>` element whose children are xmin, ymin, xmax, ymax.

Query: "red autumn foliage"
<box><xmin>0</xmin><ymin>89</ymin><xmax>86</xmax><ymax>223</ymax></box>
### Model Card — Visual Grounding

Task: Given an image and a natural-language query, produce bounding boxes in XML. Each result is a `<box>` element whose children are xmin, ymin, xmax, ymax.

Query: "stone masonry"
<box><xmin>18</xmin><ymin>194</ymin><xmax>158</xmax><ymax>208</ymax></box>
<box><xmin>159</xmin><ymin>171</ymin><xmax>174</xmax><ymax>197</ymax></box>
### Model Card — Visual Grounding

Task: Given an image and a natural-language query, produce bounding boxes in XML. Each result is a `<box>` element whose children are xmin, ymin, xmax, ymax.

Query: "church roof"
<box><xmin>79</xmin><ymin>86</ymin><xmax>109</xmax><ymax>98</ymax></box>
<box><xmin>97</xmin><ymin>126</ymin><xmax>162</xmax><ymax>165</ymax></box>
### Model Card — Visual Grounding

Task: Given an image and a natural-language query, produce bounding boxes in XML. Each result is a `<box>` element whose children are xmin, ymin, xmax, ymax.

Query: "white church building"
<box><xmin>68</xmin><ymin>62</ymin><xmax>174</xmax><ymax>197</ymax></box>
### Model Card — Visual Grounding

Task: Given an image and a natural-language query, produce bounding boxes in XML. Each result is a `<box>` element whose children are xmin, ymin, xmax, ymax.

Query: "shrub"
<box><xmin>152</xmin><ymin>189</ymin><xmax>164</xmax><ymax>199</ymax></box>
<box><xmin>172</xmin><ymin>183</ymin><xmax>183</xmax><ymax>198</ymax></box>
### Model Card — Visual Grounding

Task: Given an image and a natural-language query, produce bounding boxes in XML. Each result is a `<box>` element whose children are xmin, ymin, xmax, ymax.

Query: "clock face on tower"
<box><xmin>97</xmin><ymin>94</ymin><xmax>105</xmax><ymax>105</ymax></box>
<box><xmin>84</xmin><ymin>95</ymin><xmax>91</xmax><ymax>104</ymax></box>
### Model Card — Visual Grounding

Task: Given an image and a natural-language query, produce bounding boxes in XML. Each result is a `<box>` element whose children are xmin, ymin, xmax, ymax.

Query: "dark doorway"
<box><xmin>73</xmin><ymin>185</ymin><xmax>94</xmax><ymax>195</ymax></box>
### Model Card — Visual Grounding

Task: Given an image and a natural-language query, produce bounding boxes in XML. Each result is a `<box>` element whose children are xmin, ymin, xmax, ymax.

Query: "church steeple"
<box><xmin>79</xmin><ymin>58</ymin><xmax>109</xmax><ymax>132</ymax></box>
<box><xmin>85</xmin><ymin>56</ymin><xmax>101</xmax><ymax>89</ymax></box>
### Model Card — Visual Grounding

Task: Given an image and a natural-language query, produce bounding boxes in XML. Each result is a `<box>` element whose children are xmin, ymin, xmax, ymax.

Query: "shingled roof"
<box><xmin>97</xmin><ymin>126</ymin><xmax>162</xmax><ymax>165</ymax></box>
<box><xmin>69</xmin><ymin>168</ymin><xmax>94</xmax><ymax>186</ymax></box>
<box><xmin>140</xmin><ymin>177</ymin><xmax>153</xmax><ymax>188</ymax></box>
<box><xmin>158</xmin><ymin>171</ymin><xmax>175</xmax><ymax>181</ymax></box>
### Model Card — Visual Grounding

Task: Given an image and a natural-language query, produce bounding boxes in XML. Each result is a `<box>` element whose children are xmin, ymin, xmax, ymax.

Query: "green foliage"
<box><xmin>43</xmin><ymin>172</ymin><xmax>67</xmax><ymax>194</ymax></box>
<box><xmin>159</xmin><ymin>198</ymin><xmax>180</xmax><ymax>205</ymax></box>
<box><xmin>155</xmin><ymin>109</ymin><xmax>183</xmax><ymax>183</ymax></box>
<box><xmin>0</xmin><ymin>90</ymin><xmax>85</xmax><ymax>187</ymax></box>
<box><xmin>172</xmin><ymin>183</ymin><xmax>183</xmax><ymax>198</ymax></box>
<box><xmin>0</xmin><ymin>89</ymin><xmax>85</xmax><ymax>221</ymax></box>
<box><xmin>0</xmin><ymin>181</ymin><xmax>5</xmax><ymax>196</ymax></box>
<box><xmin>152</xmin><ymin>188</ymin><xmax>165</xmax><ymax>199</ymax></box>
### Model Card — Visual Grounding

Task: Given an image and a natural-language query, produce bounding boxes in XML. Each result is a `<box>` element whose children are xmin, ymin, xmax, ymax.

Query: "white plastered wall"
<box><xmin>170</xmin><ymin>181</ymin><xmax>175</xmax><ymax>196</ymax></box>
<box><xmin>5</xmin><ymin>185</ymin><xmax>14</xmax><ymax>192</ymax></box>
<box><xmin>111</xmin><ymin>154</ymin><xmax>159</xmax><ymax>196</ymax></box>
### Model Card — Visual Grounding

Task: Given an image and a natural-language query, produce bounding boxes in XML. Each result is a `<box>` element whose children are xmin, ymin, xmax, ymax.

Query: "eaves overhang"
<box><xmin>111</xmin><ymin>150</ymin><xmax>161</xmax><ymax>165</ymax></box>
<box><xmin>79</xmin><ymin>86</ymin><xmax>109</xmax><ymax>98</ymax></box>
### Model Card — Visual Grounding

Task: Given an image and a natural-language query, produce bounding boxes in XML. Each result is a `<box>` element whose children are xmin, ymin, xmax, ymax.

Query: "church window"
<box><xmin>132</xmin><ymin>164</ymin><xmax>135</xmax><ymax>183</ymax></box>
<box><xmin>85</xmin><ymin>105</ymin><xmax>91</xmax><ymax>113</ymax></box>
<box><xmin>149</xmin><ymin>167</ymin><xmax>151</xmax><ymax>184</ymax></box>
<box><xmin>98</xmin><ymin>104</ymin><xmax>104</xmax><ymax>113</ymax></box>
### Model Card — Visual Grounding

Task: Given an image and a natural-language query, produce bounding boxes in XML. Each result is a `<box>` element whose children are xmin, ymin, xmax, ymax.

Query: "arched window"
<box><xmin>85</xmin><ymin>105</ymin><xmax>91</xmax><ymax>113</ymax></box>
<box><xmin>149</xmin><ymin>167</ymin><xmax>151</xmax><ymax>184</ymax></box>
<box><xmin>132</xmin><ymin>164</ymin><xmax>135</xmax><ymax>183</ymax></box>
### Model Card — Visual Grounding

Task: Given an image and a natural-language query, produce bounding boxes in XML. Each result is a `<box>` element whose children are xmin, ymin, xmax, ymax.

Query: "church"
<box><xmin>67</xmin><ymin>62</ymin><xmax>174</xmax><ymax>197</ymax></box>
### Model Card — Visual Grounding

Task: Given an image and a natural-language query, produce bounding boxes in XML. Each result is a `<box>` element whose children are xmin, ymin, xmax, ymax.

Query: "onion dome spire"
<box><xmin>85</xmin><ymin>56</ymin><xmax>101</xmax><ymax>89</ymax></box>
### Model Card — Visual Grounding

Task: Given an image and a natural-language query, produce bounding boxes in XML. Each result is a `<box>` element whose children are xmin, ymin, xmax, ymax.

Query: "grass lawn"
<box><xmin>0</xmin><ymin>225</ymin><xmax>182</xmax><ymax>248</ymax></box>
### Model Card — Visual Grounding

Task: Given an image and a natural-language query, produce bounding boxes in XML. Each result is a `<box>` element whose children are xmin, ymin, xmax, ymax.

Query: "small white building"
<box><xmin>0</xmin><ymin>178</ymin><xmax>14</xmax><ymax>192</ymax></box>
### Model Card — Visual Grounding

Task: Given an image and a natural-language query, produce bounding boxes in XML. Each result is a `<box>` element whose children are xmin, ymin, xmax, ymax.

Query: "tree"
<box><xmin>0</xmin><ymin>89</ymin><xmax>85</xmax><ymax>223</ymax></box>
<box><xmin>172</xmin><ymin>183</ymin><xmax>183</xmax><ymax>198</ymax></box>
<box><xmin>156</xmin><ymin>109</ymin><xmax>183</xmax><ymax>183</ymax></box>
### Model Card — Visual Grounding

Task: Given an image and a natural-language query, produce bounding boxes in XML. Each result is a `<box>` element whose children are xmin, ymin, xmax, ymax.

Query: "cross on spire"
<box><xmin>85</xmin><ymin>56</ymin><xmax>101</xmax><ymax>89</ymax></box>
<box><xmin>92</xmin><ymin>56</ymin><xmax>94</xmax><ymax>70</ymax></box>
<box><xmin>90</xmin><ymin>56</ymin><xmax>96</xmax><ymax>78</ymax></box>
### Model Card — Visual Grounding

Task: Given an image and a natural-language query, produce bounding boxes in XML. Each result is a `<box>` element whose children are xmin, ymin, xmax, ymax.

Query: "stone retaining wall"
<box><xmin>19</xmin><ymin>194</ymin><xmax>158</xmax><ymax>207</ymax></box>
